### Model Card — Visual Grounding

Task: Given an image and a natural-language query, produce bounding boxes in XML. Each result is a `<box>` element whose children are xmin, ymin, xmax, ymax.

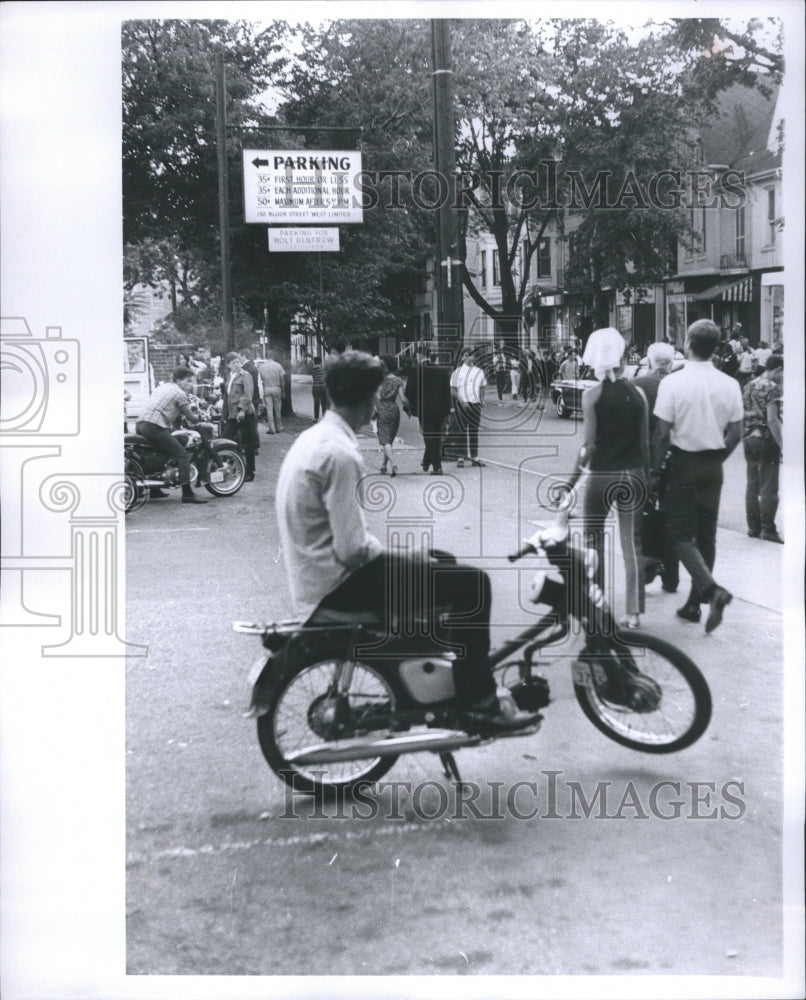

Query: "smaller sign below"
<box><xmin>268</xmin><ymin>228</ymin><xmax>340</xmax><ymax>253</ymax></box>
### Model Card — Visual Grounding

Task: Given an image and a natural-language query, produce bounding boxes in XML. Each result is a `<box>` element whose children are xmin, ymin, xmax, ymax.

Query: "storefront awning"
<box><xmin>691</xmin><ymin>277</ymin><xmax>753</xmax><ymax>303</ymax></box>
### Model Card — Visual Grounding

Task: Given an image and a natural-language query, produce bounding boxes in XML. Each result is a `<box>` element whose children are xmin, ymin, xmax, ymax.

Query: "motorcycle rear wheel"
<box><xmin>574</xmin><ymin>629</ymin><xmax>711</xmax><ymax>753</ymax></box>
<box><xmin>257</xmin><ymin>658</ymin><xmax>401</xmax><ymax>798</ymax></box>
<box><xmin>204</xmin><ymin>446</ymin><xmax>246</xmax><ymax>496</ymax></box>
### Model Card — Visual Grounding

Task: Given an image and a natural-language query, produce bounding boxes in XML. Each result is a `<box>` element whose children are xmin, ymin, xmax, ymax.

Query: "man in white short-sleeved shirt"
<box><xmin>449</xmin><ymin>348</ymin><xmax>487</xmax><ymax>467</ymax></box>
<box><xmin>652</xmin><ymin>320</ymin><xmax>743</xmax><ymax>634</ymax></box>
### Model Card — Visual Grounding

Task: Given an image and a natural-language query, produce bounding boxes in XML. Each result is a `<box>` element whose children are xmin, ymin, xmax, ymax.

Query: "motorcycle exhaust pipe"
<box><xmin>286</xmin><ymin>729</ymin><xmax>486</xmax><ymax>764</ymax></box>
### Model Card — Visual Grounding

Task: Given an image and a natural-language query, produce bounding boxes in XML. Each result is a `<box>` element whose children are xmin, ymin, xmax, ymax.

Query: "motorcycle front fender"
<box><xmin>211</xmin><ymin>436</ymin><xmax>243</xmax><ymax>453</ymax></box>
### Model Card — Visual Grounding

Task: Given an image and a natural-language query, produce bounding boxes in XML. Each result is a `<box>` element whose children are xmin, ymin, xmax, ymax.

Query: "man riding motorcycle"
<box><xmin>274</xmin><ymin>350</ymin><xmax>539</xmax><ymax>732</ymax></box>
<box><xmin>135</xmin><ymin>366</ymin><xmax>210</xmax><ymax>505</ymax></box>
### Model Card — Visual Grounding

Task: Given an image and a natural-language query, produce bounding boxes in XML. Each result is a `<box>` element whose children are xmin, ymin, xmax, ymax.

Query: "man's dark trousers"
<box><xmin>664</xmin><ymin>447</ymin><xmax>724</xmax><ymax>604</ymax></box>
<box><xmin>744</xmin><ymin>436</ymin><xmax>780</xmax><ymax>534</ymax></box>
<box><xmin>455</xmin><ymin>400</ymin><xmax>482</xmax><ymax>459</ymax></box>
<box><xmin>421</xmin><ymin>414</ymin><xmax>445</xmax><ymax>471</ymax></box>
<box><xmin>136</xmin><ymin>421</ymin><xmax>192</xmax><ymax>484</ymax></box>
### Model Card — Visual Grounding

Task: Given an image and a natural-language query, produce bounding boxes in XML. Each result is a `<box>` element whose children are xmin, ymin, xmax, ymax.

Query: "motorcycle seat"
<box><xmin>125</xmin><ymin>434</ymin><xmax>152</xmax><ymax>447</ymax></box>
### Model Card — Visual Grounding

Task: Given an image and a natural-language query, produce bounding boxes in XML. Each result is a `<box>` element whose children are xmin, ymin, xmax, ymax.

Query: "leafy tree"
<box><xmin>122</xmin><ymin>18</ymin><xmax>288</xmax><ymax>339</ymax></box>
<box><xmin>449</xmin><ymin>19</ymin><xmax>559</xmax><ymax>344</ymax></box>
<box><xmin>552</xmin><ymin>17</ymin><xmax>783</xmax><ymax>322</ymax></box>
<box><xmin>266</xmin><ymin>19</ymin><xmax>435</xmax><ymax>347</ymax></box>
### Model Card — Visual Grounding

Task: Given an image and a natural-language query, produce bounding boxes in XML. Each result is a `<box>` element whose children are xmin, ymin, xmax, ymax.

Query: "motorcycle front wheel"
<box><xmin>123</xmin><ymin>457</ymin><xmax>147</xmax><ymax>513</ymax></box>
<box><xmin>257</xmin><ymin>659</ymin><xmax>402</xmax><ymax>798</ymax></box>
<box><xmin>574</xmin><ymin>629</ymin><xmax>712</xmax><ymax>753</ymax></box>
<box><xmin>204</xmin><ymin>446</ymin><xmax>246</xmax><ymax>496</ymax></box>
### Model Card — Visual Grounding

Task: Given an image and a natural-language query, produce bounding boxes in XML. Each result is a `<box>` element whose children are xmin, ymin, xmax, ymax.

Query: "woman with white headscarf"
<box><xmin>558</xmin><ymin>327</ymin><xmax>650</xmax><ymax>628</ymax></box>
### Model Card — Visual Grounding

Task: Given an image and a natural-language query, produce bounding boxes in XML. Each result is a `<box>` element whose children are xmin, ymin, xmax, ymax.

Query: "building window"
<box><xmin>689</xmin><ymin>205</ymin><xmax>706</xmax><ymax>255</ymax></box>
<box><xmin>480</xmin><ymin>249</ymin><xmax>487</xmax><ymax>288</ymax></box>
<box><xmin>492</xmin><ymin>250</ymin><xmax>501</xmax><ymax>286</ymax></box>
<box><xmin>767</xmin><ymin>188</ymin><xmax>776</xmax><ymax>247</ymax></box>
<box><xmin>735</xmin><ymin>205</ymin><xmax>745</xmax><ymax>259</ymax></box>
<box><xmin>537</xmin><ymin>238</ymin><xmax>551</xmax><ymax>278</ymax></box>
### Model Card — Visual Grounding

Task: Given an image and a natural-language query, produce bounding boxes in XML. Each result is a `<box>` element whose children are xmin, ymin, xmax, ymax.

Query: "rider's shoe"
<box><xmin>463</xmin><ymin>689</ymin><xmax>541</xmax><ymax>733</ymax></box>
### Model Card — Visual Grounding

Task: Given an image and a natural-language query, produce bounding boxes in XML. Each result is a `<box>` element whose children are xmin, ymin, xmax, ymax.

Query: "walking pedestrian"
<box><xmin>404</xmin><ymin>352</ymin><xmax>452</xmax><ymax>475</ymax></box>
<box><xmin>257</xmin><ymin>350</ymin><xmax>286</xmax><ymax>434</ymax></box>
<box><xmin>375</xmin><ymin>355</ymin><xmax>406</xmax><ymax>476</ymax></box>
<box><xmin>651</xmin><ymin>320</ymin><xmax>744</xmax><ymax>633</ymax></box>
<box><xmin>221</xmin><ymin>352</ymin><xmax>259</xmax><ymax>483</ymax></box>
<box><xmin>728</xmin><ymin>324</ymin><xmax>743</xmax><ymax>356</ymax></box>
<box><xmin>632</xmin><ymin>342</ymin><xmax>680</xmax><ymax>592</ymax></box>
<box><xmin>753</xmin><ymin>340</ymin><xmax>772</xmax><ymax>370</ymax></box>
<box><xmin>239</xmin><ymin>348</ymin><xmax>263</xmax><ymax>420</ymax></box>
<box><xmin>450</xmin><ymin>348</ymin><xmax>487</xmax><ymax>468</ymax></box>
<box><xmin>492</xmin><ymin>342</ymin><xmax>508</xmax><ymax>403</ymax></box>
<box><xmin>558</xmin><ymin>328</ymin><xmax>650</xmax><ymax>629</ymax></box>
<box><xmin>520</xmin><ymin>349</ymin><xmax>540</xmax><ymax>403</ymax></box>
<box><xmin>509</xmin><ymin>357</ymin><xmax>521</xmax><ymax>399</ymax></box>
<box><xmin>736</xmin><ymin>338</ymin><xmax>757</xmax><ymax>390</ymax></box>
<box><xmin>558</xmin><ymin>349</ymin><xmax>579</xmax><ymax>381</ymax></box>
<box><xmin>308</xmin><ymin>356</ymin><xmax>328</xmax><ymax>420</ymax></box>
<box><xmin>742</xmin><ymin>355</ymin><xmax>784</xmax><ymax>542</ymax></box>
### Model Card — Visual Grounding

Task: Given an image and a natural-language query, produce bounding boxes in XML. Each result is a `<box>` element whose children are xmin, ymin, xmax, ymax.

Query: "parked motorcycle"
<box><xmin>235</xmin><ymin>515</ymin><xmax>712</xmax><ymax>799</ymax></box>
<box><xmin>124</xmin><ymin>404</ymin><xmax>245</xmax><ymax>512</ymax></box>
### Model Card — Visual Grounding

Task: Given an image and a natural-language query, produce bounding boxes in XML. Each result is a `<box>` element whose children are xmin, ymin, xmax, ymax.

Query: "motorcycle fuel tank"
<box><xmin>398</xmin><ymin>657</ymin><xmax>456</xmax><ymax>703</ymax></box>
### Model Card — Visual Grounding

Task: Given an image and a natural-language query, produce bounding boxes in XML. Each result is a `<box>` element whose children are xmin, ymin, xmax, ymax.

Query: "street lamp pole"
<box><xmin>431</xmin><ymin>19</ymin><xmax>463</xmax><ymax>351</ymax></box>
<box><xmin>215</xmin><ymin>52</ymin><xmax>234</xmax><ymax>351</ymax></box>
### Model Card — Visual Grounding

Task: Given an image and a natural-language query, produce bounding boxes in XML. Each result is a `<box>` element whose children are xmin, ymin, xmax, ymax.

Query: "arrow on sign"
<box><xmin>252</xmin><ymin>157</ymin><xmax>269</xmax><ymax>168</ymax></box>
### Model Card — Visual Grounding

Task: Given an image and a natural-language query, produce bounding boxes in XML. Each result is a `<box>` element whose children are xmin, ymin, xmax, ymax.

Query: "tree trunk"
<box><xmin>266</xmin><ymin>300</ymin><xmax>295</xmax><ymax>417</ymax></box>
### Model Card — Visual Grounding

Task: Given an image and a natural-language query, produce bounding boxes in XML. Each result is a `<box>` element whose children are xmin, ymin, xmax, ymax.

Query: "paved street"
<box><xmin>126</xmin><ymin>378</ymin><xmax>786</xmax><ymax>976</ymax></box>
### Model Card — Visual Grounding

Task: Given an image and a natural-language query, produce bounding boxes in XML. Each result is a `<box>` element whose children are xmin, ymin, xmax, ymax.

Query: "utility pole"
<box><xmin>431</xmin><ymin>19</ymin><xmax>463</xmax><ymax>350</ymax></box>
<box><xmin>215</xmin><ymin>52</ymin><xmax>234</xmax><ymax>351</ymax></box>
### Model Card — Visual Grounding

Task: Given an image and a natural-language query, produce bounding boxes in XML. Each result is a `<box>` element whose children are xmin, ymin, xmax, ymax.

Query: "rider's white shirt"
<box><xmin>276</xmin><ymin>410</ymin><xmax>383</xmax><ymax>620</ymax></box>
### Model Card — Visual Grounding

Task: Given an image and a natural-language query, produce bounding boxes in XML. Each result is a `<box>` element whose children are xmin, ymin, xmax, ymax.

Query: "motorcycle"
<box><xmin>235</xmin><ymin>515</ymin><xmax>712</xmax><ymax>799</ymax></box>
<box><xmin>124</xmin><ymin>398</ymin><xmax>246</xmax><ymax>512</ymax></box>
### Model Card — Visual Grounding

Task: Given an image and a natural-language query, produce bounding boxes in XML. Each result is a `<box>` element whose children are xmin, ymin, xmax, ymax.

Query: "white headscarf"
<box><xmin>582</xmin><ymin>327</ymin><xmax>627</xmax><ymax>382</ymax></box>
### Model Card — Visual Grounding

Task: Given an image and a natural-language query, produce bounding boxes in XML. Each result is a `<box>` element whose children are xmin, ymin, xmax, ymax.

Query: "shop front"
<box><xmin>615</xmin><ymin>287</ymin><xmax>660</xmax><ymax>355</ymax></box>
<box><xmin>665</xmin><ymin>275</ymin><xmax>760</xmax><ymax>347</ymax></box>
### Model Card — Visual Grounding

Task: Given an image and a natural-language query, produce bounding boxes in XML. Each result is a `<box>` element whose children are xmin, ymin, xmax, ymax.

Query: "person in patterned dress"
<box><xmin>375</xmin><ymin>355</ymin><xmax>406</xmax><ymax>476</ymax></box>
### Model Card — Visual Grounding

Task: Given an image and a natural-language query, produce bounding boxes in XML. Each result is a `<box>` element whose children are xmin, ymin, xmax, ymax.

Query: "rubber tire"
<box><xmin>573</xmin><ymin>628</ymin><xmax>712</xmax><ymax>753</ymax></box>
<box><xmin>123</xmin><ymin>457</ymin><xmax>146</xmax><ymax>513</ymax></box>
<box><xmin>556</xmin><ymin>393</ymin><xmax>570</xmax><ymax>418</ymax></box>
<box><xmin>256</xmin><ymin>658</ymin><xmax>403</xmax><ymax>799</ymax></box>
<box><xmin>204</xmin><ymin>446</ymin><xmax>246</xmax><ymax>496</ymax></box>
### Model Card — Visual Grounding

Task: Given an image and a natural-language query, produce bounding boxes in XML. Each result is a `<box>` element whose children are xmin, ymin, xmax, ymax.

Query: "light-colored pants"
<box><xmin>264</xmin><ymin>387</ymin><xmax>283</xmax><ymax>431</ymax></box>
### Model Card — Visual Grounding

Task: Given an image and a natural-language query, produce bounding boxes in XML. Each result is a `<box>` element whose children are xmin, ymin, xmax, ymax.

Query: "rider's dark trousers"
<box><xmin>136</xmin><ymin>421</ymin><xmax>192</xmax><ymax>485</ymax></box>
<box><xmin>312</xmin><ymin>553</ymin><xmax>496</xmax><ymax>705</ymax></box>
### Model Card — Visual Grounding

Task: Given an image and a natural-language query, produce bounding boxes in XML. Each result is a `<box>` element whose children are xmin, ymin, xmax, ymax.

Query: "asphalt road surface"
<box><xmin>126</xmin><ymin>382</ymin><xmax>786</xmax><ymax>977</ymax></box>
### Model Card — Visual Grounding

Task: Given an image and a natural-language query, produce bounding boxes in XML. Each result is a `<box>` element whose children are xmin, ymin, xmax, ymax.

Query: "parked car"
<box><xmin>550</xmin><ymin>364</ymin><xmax>596</xmax><ymax>418</ymax></box>
<box><xmin>549</xmin><ymin>351</ymin><xmax>685</xmax><ymax>418</ymax></box>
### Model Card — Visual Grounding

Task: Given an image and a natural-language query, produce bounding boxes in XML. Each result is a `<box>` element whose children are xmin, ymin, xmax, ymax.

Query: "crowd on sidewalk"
<box><xmin>130</xmin><ymin>321</ymin><xmax>784</xmax><ymax>640</ymax></box>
